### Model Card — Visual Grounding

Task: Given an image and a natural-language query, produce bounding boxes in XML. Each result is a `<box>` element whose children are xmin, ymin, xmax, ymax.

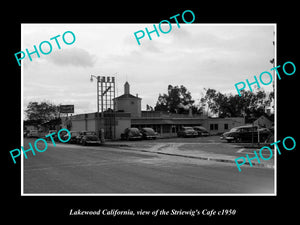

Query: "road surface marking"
<box><xmin>237</xmin><ymin>148</ymin><xmax>275</xmax><ymax>156</ymax></box>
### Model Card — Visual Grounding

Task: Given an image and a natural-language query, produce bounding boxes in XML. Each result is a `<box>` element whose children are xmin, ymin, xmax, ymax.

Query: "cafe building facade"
<box><xmin>66</xmin><ymin>82</ymin><xmax>245</xmax><ymax>139</ymax></box>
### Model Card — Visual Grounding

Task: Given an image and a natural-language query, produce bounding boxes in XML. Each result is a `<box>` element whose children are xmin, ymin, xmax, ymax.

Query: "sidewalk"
<box><xmin>103</xmin><ymin>141</ymin><xmax>274</xmax><ymax>169</ymax></box>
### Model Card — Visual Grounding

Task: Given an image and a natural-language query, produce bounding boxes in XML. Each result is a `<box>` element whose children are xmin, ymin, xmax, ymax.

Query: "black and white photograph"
<box><xmin>21</xmin><ymin>23</ymin><xmax>276</xmax><ymax>195</ymax></box>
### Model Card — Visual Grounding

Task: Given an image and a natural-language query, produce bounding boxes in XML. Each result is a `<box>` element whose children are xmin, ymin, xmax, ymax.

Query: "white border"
<box><xmin>21</xmin><ymin>23</ymin><xmax>24</xmax><ymax>195</ymax></box>
<box><xmin>21</xmin><ymin>23</ymin><xmax>277</xmax><ymax>196</ymax></box>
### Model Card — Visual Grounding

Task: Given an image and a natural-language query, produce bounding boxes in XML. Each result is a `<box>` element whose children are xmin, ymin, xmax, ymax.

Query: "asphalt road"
<box><xmin>23</xmin><ymin>138</ymin><xmax>274</xmax><ymax>194</ymax></box>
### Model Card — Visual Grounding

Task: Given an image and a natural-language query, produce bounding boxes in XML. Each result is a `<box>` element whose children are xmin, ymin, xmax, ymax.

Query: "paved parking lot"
<box><xmin>105</xmin><ymin>135</ymin><xmax>274</xmax><ymax>168</ymax></box>
<box><xmin>23</xmin><ymin>136</ymin><xmax>275</xmax><ymax>194</ymax></box>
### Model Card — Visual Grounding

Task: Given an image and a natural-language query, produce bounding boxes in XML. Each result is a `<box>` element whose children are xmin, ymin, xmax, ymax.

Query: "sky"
<box><xmin>22</xmin><ymin>23</ymin><xmax>275</xmax><ymax>115</ymax></box>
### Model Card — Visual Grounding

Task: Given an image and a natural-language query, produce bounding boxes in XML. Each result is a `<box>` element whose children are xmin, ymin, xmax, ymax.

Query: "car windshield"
<box><xmin>129</xmin><ymin>128</ymin><xmax>140</xmax><ymax>135</ymax></box>
<box><xmin>184</xmin><ymin>127</ymin><xmax>194</xmax><ymax>131</ymax></box>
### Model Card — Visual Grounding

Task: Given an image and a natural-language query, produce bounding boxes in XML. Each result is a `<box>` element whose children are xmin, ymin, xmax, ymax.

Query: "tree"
<box><xmin>154</xmin><ymin>85</ymin><xmax>201</xmax><ymax>114</ymax></box>
<box><xmin>25</xmin><ymin>101</ymin><xmax>59</xmax><ymax>123</ymax></box>
<box><xmin>200</xmin><ymin>88</ymin><xmax>227</xmax><ymax>116</ymax></box>
<box><xmin>146</xmin><ymin>104</ymin><xmax>154</xmax><ymax>111</ymax></box>
<box><xmin>201</xmin><ymin>88</ymin><xmax>272</xmax><ymax>121</ymax></box>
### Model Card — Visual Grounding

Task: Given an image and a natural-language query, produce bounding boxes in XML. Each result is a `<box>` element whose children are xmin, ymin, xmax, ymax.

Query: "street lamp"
<box><xmin>90</xmin><ymin>73</ymin><xmax>117</xmax><ymax>115</ymax></box>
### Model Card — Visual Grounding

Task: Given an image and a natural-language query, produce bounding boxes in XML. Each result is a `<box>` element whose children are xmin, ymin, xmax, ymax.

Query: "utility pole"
<box><xmin>90</xmin><ymin>75</ymin><xmax>101</xmax><ymax>140</ymax></box>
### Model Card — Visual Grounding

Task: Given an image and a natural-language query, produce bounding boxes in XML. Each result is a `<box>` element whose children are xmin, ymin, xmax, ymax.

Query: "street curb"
<box><xmin>103</xmin><ymin>143</ymin><xmax>130</xmax><ymax>148</ymax></box>
<box><xmin>114</xmin><ymin>146</ymin><xmax>274</xmax><ymax>169</ymax></box>
<box><xmin>51</xmin><ymin>141</ymin><xmax>274</xmax><ymax>169</ymax></box>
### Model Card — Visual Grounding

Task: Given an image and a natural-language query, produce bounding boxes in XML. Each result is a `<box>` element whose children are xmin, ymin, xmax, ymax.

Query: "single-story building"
<box><xmin>131</xmin><ymin>111</ymin><xmax>245</xmax><ymax>137</ymax></box>
<box><xmin>65</xmin><ymin>82</ymin><xmax>245</xmax><ymax>139</ymax></box>
<box><xmin>65</xmin><ymin>112</ymin><xmax>131</xmax><ymax>139</ymax></box>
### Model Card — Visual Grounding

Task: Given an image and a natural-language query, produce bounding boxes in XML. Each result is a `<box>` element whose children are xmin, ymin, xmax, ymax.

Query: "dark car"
<box><xmin>121</xmin><ymin>128</ymin><xmax>142</xmax><ymax>140</ymax></box>
<box><xmin>177</xmin><ymin>127</ymin><xmax>198</xmax><ymax>138</ymax></box>
<box><xmin>140</xmin><ymin>127</ymin><xmax>157</xmax><ymax>140</ymax></box>
<box><xmin>193</xmin><ymin>126</ymin><xmax>210</xmax><ymax>136</ymax></box>
<box><xmin>220</xmin><ymin>125</ymin><xmax>271</xmax><ymax>143</ymax></box>
<box><xmin>81</xmin><ymin>135</ymin><xmax>101</xmax><ymax>146</ymax></box>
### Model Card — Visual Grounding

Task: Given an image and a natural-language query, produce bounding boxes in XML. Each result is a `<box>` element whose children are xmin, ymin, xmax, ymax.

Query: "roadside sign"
<box><xmin>59</xmin><ymin>105</ymin><xmax>74</xmax><ymax>113</ymax></box>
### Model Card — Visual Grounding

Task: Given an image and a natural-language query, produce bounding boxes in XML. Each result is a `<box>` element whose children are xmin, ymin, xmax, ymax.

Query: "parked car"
<box><xmin>121</xmin><ymin>128</ymin><xmax>142</xmax><ymax>140</ymax></box>
<box><xmin>77</xmin><ymin>131</ymin><xmax>97</xmax><ymax>144</ymax></box>
<box><xmin>220</xmin><ymin>125</ymin><xmax>271</xmax><ymax>143</ymax></box>
<box><xmin>177</xmin><ymin>127</ymin><xmax>198</xmax><ymax>138</ymax></box>
<box><xmin>193</xmin><ymin>126</ymin><xmax>210</xmax><ymax>136</ymax></box>
<box><xmin>81</xmin><ymin>135</ymin><xmax>101</xmax><ymax>146</ymax></box>
<box><xmin>140</xmin><ymin>127</ymin><xmax>157</xmax><ymax>140</ymax></box>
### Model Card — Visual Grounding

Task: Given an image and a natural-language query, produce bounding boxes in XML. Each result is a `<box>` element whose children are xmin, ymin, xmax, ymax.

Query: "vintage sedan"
<box><xmin>140</xmin><ymin>127</ymin><xmax>157</xmax><ymax>140</ymax></box>
<box><xmin>193</xmin><ymin>126</ymin><xmax>210</xmax><ymax>136</ymax></box>
<box><xmin>220</xmin><ymin>125</ymin><xmax>271</xmax><ymax>143</ymax></box>
<box><xmin>121</xmin><ymin>128</ymin><xmax>143</xmax><ymax>140</ymax></box>
<box><xmin>177</xmin><ymin>127</ymin><xmax>198</xmax><ymax>138</ymax></box>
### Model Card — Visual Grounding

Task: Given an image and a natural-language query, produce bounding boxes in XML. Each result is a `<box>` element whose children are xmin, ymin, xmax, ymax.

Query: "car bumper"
<box><xmin>86</xmin><ymin>141</ymin><xmax>101</xmax><ymax>144</ymax></box>
<box><xmin>225</xmin><ymin>136</ymin><xmax>234</xmax><ymax>140</ymax></box>
<box><xmin>144</xmin><ymin>136</ymin><xmax>157</xmax><ymax>139</ymax></box>
<box><xmin>185</xmin><ymin>133</ymin><xmax>197</xmax><ymax>137</ymax></box>
<box><xmin>129</xmin><ymin>136</ymin><xmax>142</xmax><ymax>140</ymax></box>
<box><xmin>220</xmin><ymin>136</ymin><xmax>234</xmax><ymax>140</ymax></box>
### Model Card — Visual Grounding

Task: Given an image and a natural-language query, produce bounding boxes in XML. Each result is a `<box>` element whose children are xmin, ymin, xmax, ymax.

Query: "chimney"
<box><xmin>124</xmin><ymin>81</ymin><xmax>130</xmax><ymax>94</ymax></box>
<box><xmin>136</xmin><ymin>93</ymin><xmax>138</xmax><ymax>97</ymax></box>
